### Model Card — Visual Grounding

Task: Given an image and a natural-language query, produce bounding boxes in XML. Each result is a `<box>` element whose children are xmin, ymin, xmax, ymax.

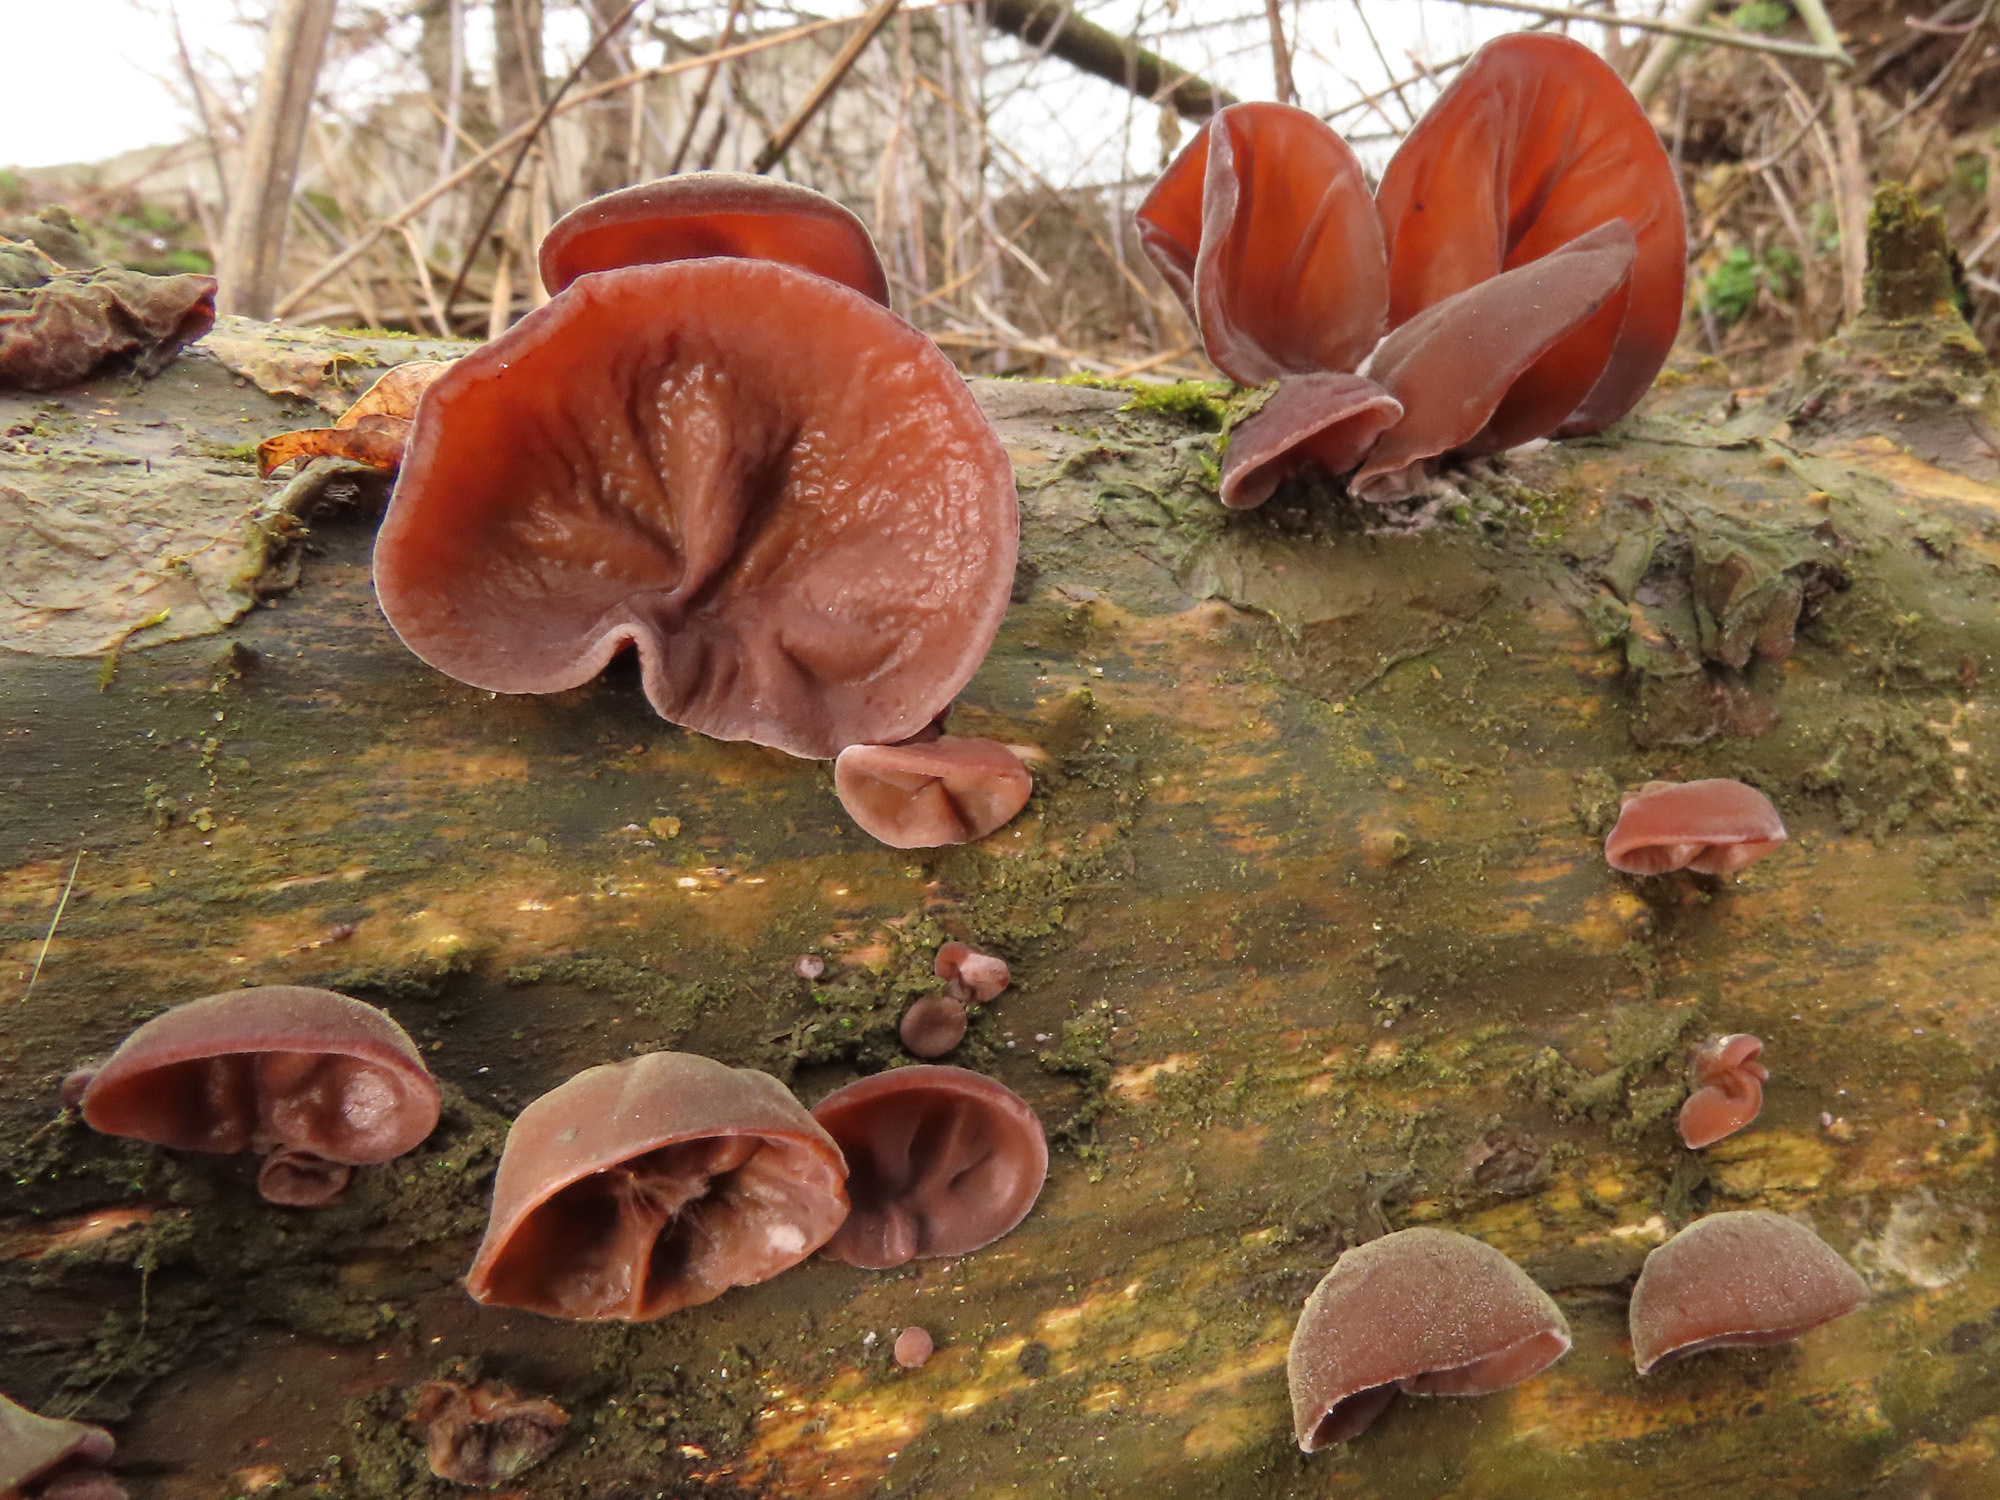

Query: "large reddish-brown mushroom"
<box><xmin>538</xmin><ymin>174</ymin><xmax>889</xmax><ymax>304</ymax></box>
<box><xmin>1603</xmin><ymin>779</ymin><xmax>1788</xmax><ymax>876</ymax></box>
<box><xmin>1216</xmin><ymin>373</ymin><xmax>1403</xmax><ymax>511</ymax></box>
<box><xmin>833</xmin><ymin>738</ymin><xmax>1032</xmax><ymax>848</ymax></box>
<box><xmin>1287</xmin><ymin>1227</ymin><xmax>1572</xmax><ymax>1451</ymax></box>
<box><xmin>66</xmin><ymin>987</ymin><xmax>440</xmax><ymax>1207</ymax></box>
<box><xmin>374</xmin><ymin>259</ymin><xmax>1018</xmax><ymax>760</ymax></box>
<box><xmin>1629</xmin><ymin>1211</ymin><xmax>1868</xmax><ymax>1373</ymax></box>
<box><xmin>0</xmin><ymin>1390</ymin><xmax>123</xmax><ymax>1500</ymax></box>
<box><xmin>1678</xmin><ymin>1034</ymin><xmax>1768</xmax><ymax>1150</ymax></box>
<box><xmin>466</xmin><ymin>1051</ymin><xmax>848</xmax><ymax>1320</ymax></box>
<box><xmin>811</xmin><ymin>1066</ymin><xmax>1047</xmax><ymax>1270</ymax></box>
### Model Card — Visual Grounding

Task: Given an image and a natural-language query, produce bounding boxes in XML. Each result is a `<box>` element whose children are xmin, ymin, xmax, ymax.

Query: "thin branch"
<box><xmin>1263</xmin><ymin>0</ymin><xmax>1296</xmax><ymax>105</ymax></box>
<box><xmin>755</xmin><ymin>0</ymin><xmax>904</xmax><ymax>174</ymax></box>
<box><xmin>667</xmin><ymin>0</ymin><xmax>747</xmax><ymax>175</ymax></box>
<box><xmin>1451</xmin><ymin>0</ymin><xmax>1856</xmax><ymax>65</ymax></box>
<box><xmin>21</xmin><ymin>852</ymin><xmax>83</xmax><ymax>1005</ymax></box>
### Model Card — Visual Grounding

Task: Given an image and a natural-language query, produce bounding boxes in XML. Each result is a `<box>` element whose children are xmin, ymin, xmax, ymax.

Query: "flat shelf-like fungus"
<box><xmin>811</xmin><ymin>1066</ymin><xmax>1047</xmax><ymax>1270</ymax></box>
<box><xmin>1287</xmin><ymin>1227</ymin><xmax>1572</xmax><ymax>1451</ymax></box>
<box><xmin>834</xmin><ymin>739</ymin><xmax>1032</xmax><ymax>848</ymax></box>
<box><xmin>375</xmin><ymin>259</ymin><xmax>1018</xmax><ymax>760</ymax></box>
<box><xmin>466</xmin><ymin>1052</ymin><xmax>848</xmax><ymax>1321</ymax></box>
<box><xmin>1629</xmin><ymin>1211</ymin><xmax>1868</xmax><ymax>1374</ymax></box>
<box><xmin>1603</xmin><ymin>779</ymin><xmax>1788</xmax><ymax>876</ymax></box>
<box><xmin>1678</xmin><ymin>1034</ymin><xmax>1768</xmax><ymax>1150</ymax></box>
<box><xmin>66</xmin><ymin>987</ymin><xmax>441</xmax><ymax>1207</ymax></box>
<box><xmin>0</xmin><ymin>1389</ymin><xmax>123</xmax><ymax>1500</ymax></box>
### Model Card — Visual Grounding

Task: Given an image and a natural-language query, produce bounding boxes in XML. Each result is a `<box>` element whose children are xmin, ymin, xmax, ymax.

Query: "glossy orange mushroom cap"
<box><xmin>1678</xmin><ymin>1034</ymin><xmax>1768</xmax><ymax>1149</ymax></box>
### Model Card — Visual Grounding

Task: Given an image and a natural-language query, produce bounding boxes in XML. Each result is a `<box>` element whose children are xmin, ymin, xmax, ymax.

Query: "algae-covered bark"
<box><xmin>2</xmin><ymin>322</ymin><xmax>1999</xmax><ymax>1499</ymax></box>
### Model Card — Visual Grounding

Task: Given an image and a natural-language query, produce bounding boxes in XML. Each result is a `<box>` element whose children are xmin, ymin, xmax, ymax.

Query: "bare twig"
<box><xmin>667</xmin><ymin>0</ymin><xmax>747</xmax><ymax>175</ymax></box>
<box><xmin>982</xmin><ymin>0</ymin><xmax>1237</xmax><ymax>119</ymax></box>
<box><xmin>1452</xmin><ymin>0</ymin><xmax>1856</xmax><ymax>65</ymax></box>
<box><xmin>21</xmin><ymin>852</ymin><xmax>83</xmax><ymax>1005</ymax></box>
<box><xmin>1263</xmin><ymin>0</ymin><xmax>1296</xmax><ymax>105</ymax></box>
<box><xmin>755</xmin><ymin>0</ymin><xmax>904</xmax><ymax>174</ymax></box>
<box><xmin>1629</xmin><ymin>0</ymin><xmax>1720</xmax><ymax>103</ymax></box>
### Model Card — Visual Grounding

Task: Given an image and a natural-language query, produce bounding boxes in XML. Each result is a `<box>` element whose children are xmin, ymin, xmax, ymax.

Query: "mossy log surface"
<box><xmin>3</xmin><ymin>320</ymin><xmax>2000</xmax><ymax>1499</ymax></box>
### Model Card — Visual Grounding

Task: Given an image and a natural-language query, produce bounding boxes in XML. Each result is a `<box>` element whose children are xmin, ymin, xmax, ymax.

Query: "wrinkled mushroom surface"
<box><xmin>834</xmin><ymin>738</ymin><xmax>1032</xmax><ymax>848</ymax></box>
<box><xmin>538</xmin><ymin>174</ymin><xmax>889</xmax><ymax>304</ymax></box>
<box><xmin>1604</xmin><ymin>778</ymin><xmax>1788</xmax><ymax>875</ymax></box>
<box><xmin>405</xmin><ymin>1378</ymin><xmax>569</xmax><ymax>1488</ymax></box>
<box><xmin>934</xmin><ymin>941</ymin><xmax>1010</xmax><ymax>1003</ymax></box>
<box><xmin>1629</xmin><ymin>1211</ymin><xmax>1868</xmax><ymax>1374</ymax></box>
<box><xmin>812</xmin><ymin>1066</ymin><xmax>1047</xmax><ymax>1269</ymax></box>
<box><xmin>0</xmin><ymin>260</ymin><xmax>216</xmax><ymax>391</ymax></box>
<box><xmin>375</xmin><ymin>260</ymin><xmax>1018</xmax><ymax>760</ymax></box>
<box><xmin>71</xmin><ymin>986</ymin><xmax>440</xmax><ymax>1206</ymax></box>
<box><xmin>1678</xmin><ymin>1034</ymin><xmax>1768</xmax><ymax>1150</ymax></box>
<box><xmin>1287</xmin><ymin>1226</ymin><xmax>1572</xmax><ymax>1452</ymax></box>
<box><xmin>467</xmin><ymin>1051</ymin><xmax>848</xmax><ymax>1320</ymax></box>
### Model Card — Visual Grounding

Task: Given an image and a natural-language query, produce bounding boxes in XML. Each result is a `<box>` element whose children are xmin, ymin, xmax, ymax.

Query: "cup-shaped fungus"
<box><xmin>68</xmin><ymin>987</ymin><xmax>441</xmax><ymax>1207</ymax></box>
<box><xmin>0</xmin><ymin>1390</ymin><xmax>123</xmax><ymax>1500</ymax></box>
<box><xmin>811</xmin><ymin>1066</ymin><xmax>1047</xmax><ymax>1270</ymax></box>
<box><xmin>466</xmin><ymin>1051</ymin><xmax>848</xmax><ymax>1320</ymax></box>
<box><xmin>1678</xmin><ymin>1034</ymin><xmax>1768</xmax><ymax>1150</ymax></box>
<box><xmin>934</xmin><ymin>941</ymin><xmax>1010</xmax><ymax>1003</ymax></box>
<box><xmin>405</xmin><ymin>1378</ymin><xmax>569</xmax><ymax>1488</ymax></box>
<box><xmin>375</xmin><ymin>259</ymin><xmax>1017</xmax><ymax>760</ymax></box>
<box><xmin>1287</xmin><ymin>1227</ymin><xmax>1572</xmax><ymax>1451</ymax></box>
<box><xmin>834</xmin><ymin>739</ymin><xmax>1032</xmax><ymax>848</ymax></box>
<box><xmin>894</xmin><ymin>1326</ymin><xmax>935</xmax><ymax>1369</ymax></box>
<box><xmin>1629</xmin><ymin>1211</ymin><xmax>1868</xmax><ymax>1373</ymax></box>
<box><xmin>538</xmin><ymin>174</ymin><xmax>889</xmax><ymax>305</ymax></box>
<box><xmin>898</xmin><ymin>996</ymin><xmax>968</xmax><ymax>1059</ymax></box>
<box><xmin>1603</xmin><ymin>779</ymin><xmax>1787</xmax><ymax>876</ymax></box>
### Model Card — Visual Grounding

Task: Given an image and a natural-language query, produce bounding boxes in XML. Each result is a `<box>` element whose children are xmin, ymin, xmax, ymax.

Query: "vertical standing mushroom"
<box><xmin>1678</xmin><ymin>1034</ymin><xmax>1769</xmax><ymax>1149</ymax></box>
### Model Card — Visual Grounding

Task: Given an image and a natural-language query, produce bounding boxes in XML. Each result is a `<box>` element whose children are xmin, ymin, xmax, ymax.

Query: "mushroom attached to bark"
<box><xmin>405</xmin><ymin>1378</ymin><xmax>569</xmax><ymax>1488</ymax></box>
<box><xmin>375</xmin><ymin>259</ymin><xmax>1018</xmax><ymax>760</ymax></box>
<box><xmin>466</xmin><ymin>1051</ymin><xmax>848</xmax><ymax>1320</ymax></box>
<box><xmin>894</xmin><ymin>1326</ymin><xmax>935</xmax><ymax>1369</ymax></box>
<box><xmin>1629</xmin><ymin>1211</ymin><xmax>1868</xmax><ymax>1373</ymax></box>
<box><xmin>1603</xmin><ymin>779</ymin><xmax>1787</xmax><ymax>876</ymax></box>
<box><xmin>1678</xmin><ymin>1034</ymin><xmax>1768</xmax><ymax>1149</ymax></box>
<box><xmin>934</xmin><ymin>941</ymin><xmax>1009</xmax><ymax>1003</ymax></box>
<box><xmin>834</xmin><ymin>739</ymin><xmax>1032</xmax><ymax>848</ymax></box>
<box><xmin>0</xmin><ymin>1390</ymin><xmax>124</xmax><ymax>1500</ymax></box>
<box><xmin>811</xmin><ymin>1066</ymin><xmax>1047</xmax><ymax>1269</ymax></box>
<box><xmin>1217</xmin><ymin>373</ymin><xmax>1403</xmax><ymax>510</ymax></box>
<box><xmin>67</xmin><ymin>987</ymin><xmax>440</xmax><ymax>1207</ymax></box>
<box><xmin>538</xmin><ymin>174</ymin><xmax>889</xmax><ymax>304</ymax></box>
<box><xmin>898</xmin><ymin>996</ymin><xmax>968</xmax><ymax>1058</ymax></box>
<box><xmin>1287</xmin><ymin>1226</ymin><xmax>1572</xmax><ymax>1451</ymax></box>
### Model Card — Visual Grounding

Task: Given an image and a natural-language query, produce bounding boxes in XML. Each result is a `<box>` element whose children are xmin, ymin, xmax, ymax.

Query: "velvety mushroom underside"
<box><xmin>375</xmin><ymin>260</ymin><xmax>1018</xmax><ymax>759</ymax></box>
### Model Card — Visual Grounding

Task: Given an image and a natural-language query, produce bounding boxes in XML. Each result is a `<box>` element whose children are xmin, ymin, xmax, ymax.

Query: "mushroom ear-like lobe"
<box><xmin>1287</xmin><ymin>1227</ymin><xmax>1571</xmax><ymax>1452</ymax></box>
<box><xmin>1137</xmin><ymin>103</ymin><xmax>1388</xmax><ymax>386</ymax></box>
<box><xmin>1350</xmin><ymin>221</ymin><xmax>1636</xmax><ymax>503</ymax></box>
<box><xmin>1629</xmin><ymin>1211</ymin><xmax>1868</xmax><ymax>1373</ymax></box>
<box><xmin>1</xmin><ymin>1390</ymin><xmax>119</xmax><ymax>1497</ymax></box>
<box><xmin>466</xmin><ymin>1052</ymin><xmax>848</xmax><ymax>1321</ymax></box>
<box><xmin>1603</xmin><ymin>778</ymin><xmax>1788</xmax><ymax>875</ymax></box>
<box><xmin>1375</xmin><ymin>31</ymin><xmax>1687</xmax><ymax>435</ymax></box>
<box><xmin>811</xmin><ymin>1066</ymin><xmax>1048</xmax><ymax>1269</ymax></box>
<box><xmin>375</xmin><ymin>260</ymin><xmax>1018</xmax><ymax>760</ymax></box>
<box><xmin>539</xmin><ymin>174</ymin><xmax>889</xmax><ymax>304</ymax></box>
<box><xmin>835</xmin><ymin>738</ymin><xmax>1032</xmax><ymax>848</ymax></box>
<box><xmin>1218</xmin><ymin>373</ymin><xmax>1403</xmax><ymax>509</ymax></box>
<box><xmin>1678</xmin><ymin>1034</ymin><xmax>1769</xmax><ymax>1150</ymax></box>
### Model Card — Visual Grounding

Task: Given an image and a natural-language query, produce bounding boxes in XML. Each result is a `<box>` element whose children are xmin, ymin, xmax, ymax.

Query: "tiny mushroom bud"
<box><xmin>404</xmin><ymin>1378</ymin><xmax>569</xmax><ymax>1488</ymax></box>
<box><xmin>894</xmin><ymin>1326</ymin><xmax>936</xmax><ymax>1369</ymax></box>
<box><xmin>812</xmin><ymin>1066</ymin><xmax>1047</xmax><ymax>1270</ymax></box>
<box><xmin>1604</xmin><ymin>779</ymin><xmax>1787</xmax><ymax>876</ymax></box>
<box><xmin>70</xmin><ymin>987</ymin><xmax>440</xmax><ymax>1207</ymax></box>
<box><xmin>898</xmin><ymin>996</ymin><xmax>968</xmax><ymax>1058</ymax></box>
<box><xmin>1678</xmin><ymin>1034</ymin><xmax>1768</xmax><ymax>1150</ymax></box>
<box><xmin>934</xmin><ymin>941</ymin><xmax>1010</xmax><ymax>1003</ymax></box>
<box><xmin>1287</xmin><ymin>1227</ymin><xmax>1572</xmax><ymax>1452</ymax></box>
<box><xmin>467</xmin><ymin>1052</ymin><xmax>848</xmax><ymax>1320</ymax></box>
<box><xmin>1629</xmin><ymin>1210</ymin><xmax>1868</xmax><ymax>1374</ymax></box>
<box><xmin>834</xmin><ymin>739</ymin><xmax>1032</xmax><ymax>849</ymax></box>
<box><xmin>0</xmin><ymin>1388</ymin><xmax>124</xmax><ymax>1500</ymax></box>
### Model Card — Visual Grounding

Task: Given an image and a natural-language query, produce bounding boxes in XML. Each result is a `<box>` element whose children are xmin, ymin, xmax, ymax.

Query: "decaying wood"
<box><xmin>3</xmin><ymin>291</ymin><xmax>2000</xmax><ymax>1497</ymax></box>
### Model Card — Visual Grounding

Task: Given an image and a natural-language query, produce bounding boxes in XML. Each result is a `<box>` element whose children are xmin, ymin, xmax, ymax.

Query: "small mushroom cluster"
<box><xmin>1137</xmin><ymin>32</ymin><xmax>1685</xmax><ymax>508</ymax></box>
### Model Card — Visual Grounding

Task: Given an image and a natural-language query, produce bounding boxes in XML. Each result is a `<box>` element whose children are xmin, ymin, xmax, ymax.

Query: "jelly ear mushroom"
<box><xmin>834</xmin><ymin>739</ymin><xmax>1032</xmax><ymax>849</ymax></box>
<box><xmin>466</xmin><ymin>1051</ymin><xmax>847</xmax><ymax>1320</ymax></box>
<box><xmin>1604</xmin><ymin>779</ymin><xmax>1787</xmax><ymax>876</ymax></box>
<box><xmin>1678</xmin><ymin>1034</ymin><xmax>1768</xmax><ymax>1150</ymax></box>
<box><xmin>811</xmin><ymin>1066</ymin><xmax>1047</xmax><ymax>1269</ymax></box>
<box><xmin>934</xmin><ymin>941</ymin><xmax>1009</xmax><ymax>1003</ymax></box>
<box><xmin>1287</xmin><ymin>1227</ymin><xmax>1571</xmax><ymax>1452</ymax></box>
<box><xmin>1136</xmin><ymin>102</ymin><xmax>1387</xmax><ymax>385</ymax></box>
<box><xmin>1629</xmin><ymin>1211</ymin><xmax>1868</xmax><ymax>1374</ymax></box>
<box><xmin>69</xmin><ymin>987</ymin><xmax>440</xmax><ymax>1207</ymax></box>
<box><xmin>374</xmin><ymin>259</ymin><xmax>1017</xmax><ymax>760</ymax></box>
<box><xmin>1374</xmin><ymin>31</ymin><xmax>1686</xmax><ymax>436</ymax></box>
<box><xmin>1</xmin><ymin>1389</ymin><xmax>123</xmax><ymax>1500</ymax></box>
<box><xmin>1217</xmin><ymin>373</ymin><xmax>1402</xmax><ymax>511</ymax></box>
<box><xmin>538</xmin><ymin>174</ymin><xmax>888</xmax><ymax>304</ymax></box>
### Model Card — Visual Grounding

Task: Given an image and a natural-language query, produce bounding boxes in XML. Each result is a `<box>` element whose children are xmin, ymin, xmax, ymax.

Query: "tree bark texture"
<box><xmin>2</xmin><ymin>315</ymin><xmax>2000</xmax><ymax>1498</ymax></box>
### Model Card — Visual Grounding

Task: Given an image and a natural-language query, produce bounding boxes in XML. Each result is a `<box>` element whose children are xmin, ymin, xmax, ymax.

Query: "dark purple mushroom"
<box><xmin>1629</xmin><ymin>1211</ymin><xmax>1868</xmax><ymax>1373</ymax></box>
<box><xmin>466</xmin><ymin>1051</ymin><xmax>848</xmax><ymax>1320</ymax></box>
<box><xmin>811</xmin><ymin>1066</ymin><xmax>1047</xmax><ymax>1269</ymax></box>
<box><xmin>0</xmin><ymin>1389</ymin><xmax>123</xmax><ymax>1500</ymax></box>
<box><xmin>68</xmin><ymin>987</ymin><xmax>440</xmax><ymax>1207</ymax></box>
<box><xmin>1604</xmin><ymin>779</ymin><xmax>1788</xmax><ymax>876</ymax></box>
<box><xmin>1678</xmin><ymin>1034</ymin><xmax>1768</xmax><ymax>1150</ymax></box>
<box><xmin>833</xmin><ymin>738</ymin><xmax>1032</xmax><ymax>848</ymax></box>
<box><xmin>1287</xmin><ymin>1227</ymin><xmax>1571</xmax><ymax>1451</ymax></box>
